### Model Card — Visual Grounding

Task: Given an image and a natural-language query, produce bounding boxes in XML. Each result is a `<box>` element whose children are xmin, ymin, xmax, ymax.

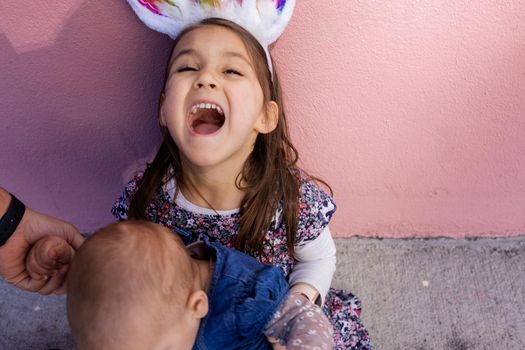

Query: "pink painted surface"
<box><xmin>1</xmin><ymin>1</ymin><xmax>524</xmax><ymax>237</ymax></box>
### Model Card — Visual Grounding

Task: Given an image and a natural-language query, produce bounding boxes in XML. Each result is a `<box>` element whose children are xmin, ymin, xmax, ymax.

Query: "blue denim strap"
<box><xmin>173</xmin><ymin>227</ymin><xmax>193</xmax><ymax>245</ymax></box>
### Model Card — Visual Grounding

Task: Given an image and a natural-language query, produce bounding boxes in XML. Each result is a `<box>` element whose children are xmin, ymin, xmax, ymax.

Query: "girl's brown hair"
<box><xmin>129</xmin><ymin>18</ymin><xmax>322</xmax><ymax>255</ymax></box>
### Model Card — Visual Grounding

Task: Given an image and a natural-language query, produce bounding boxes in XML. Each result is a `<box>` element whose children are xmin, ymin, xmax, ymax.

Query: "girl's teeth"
<box><xmin>191</xmin><ymin>103</ymin><xmax>224</xmax><ymax>115</ymax></box>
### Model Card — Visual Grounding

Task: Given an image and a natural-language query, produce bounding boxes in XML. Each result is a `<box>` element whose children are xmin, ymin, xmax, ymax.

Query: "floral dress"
<box><xmin>112</xmin><ymin>173</ymin><xmax>372</xmax><ymax>349</ymax></box>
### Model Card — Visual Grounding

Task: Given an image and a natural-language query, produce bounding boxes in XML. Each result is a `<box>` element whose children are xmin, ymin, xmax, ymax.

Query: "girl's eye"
<box><xmin>177</xmin><ymin>66</ymin><xmax>197</xmax><ymax>72</ymax></box>
<box><xmin>224</xmin><ymin>69</ymin><xmax>243</xmax><ymax>76</ymax></box>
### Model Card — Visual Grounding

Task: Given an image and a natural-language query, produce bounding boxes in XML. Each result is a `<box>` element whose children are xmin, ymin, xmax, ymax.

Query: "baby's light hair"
<box><xmin>67</xmin><ymin>221</ymin><xmax>194</xmax><ymax>349</ymax></box>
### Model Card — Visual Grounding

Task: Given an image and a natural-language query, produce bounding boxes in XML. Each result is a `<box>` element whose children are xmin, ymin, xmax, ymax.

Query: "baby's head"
<box><xmin>67</xmin><ymin>221</ymin><xmax>208</xmax><ymax>350</ymax></box>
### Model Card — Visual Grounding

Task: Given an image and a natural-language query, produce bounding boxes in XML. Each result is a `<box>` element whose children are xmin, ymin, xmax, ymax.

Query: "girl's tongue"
<box><xmin>191</xmin><ymin>109</ymin><xmax>225</xmax><ymax>135</ymax></box>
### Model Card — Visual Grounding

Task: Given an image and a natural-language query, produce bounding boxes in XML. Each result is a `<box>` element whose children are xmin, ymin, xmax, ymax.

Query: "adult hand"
<box><xmin>0</xmin><ymin>200</ymin><xmax>84</xmax><ymax>294</ymax></box>
<box><xmin>25</xmin><ymin>236</ymin><xmax>76</xmax><ymax>295</ymax></box>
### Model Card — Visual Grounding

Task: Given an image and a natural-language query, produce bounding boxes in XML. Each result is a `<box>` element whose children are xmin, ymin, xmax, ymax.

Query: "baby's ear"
<box><xmin>186</xmin><ymin>290</ymin><xmax>208</xmax><ymax>319</ymax></box>
<box><xmin>256</xmin><ymin>100</ymin><xmax>279</xmax><ymax>134</ymax></box>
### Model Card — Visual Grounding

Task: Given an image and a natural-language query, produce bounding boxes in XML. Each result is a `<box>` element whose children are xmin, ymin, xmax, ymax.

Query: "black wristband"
<box><xmin>0</xmin><ymin>194</ymin><xmax>26</xmax><ymax>246</ymax></box>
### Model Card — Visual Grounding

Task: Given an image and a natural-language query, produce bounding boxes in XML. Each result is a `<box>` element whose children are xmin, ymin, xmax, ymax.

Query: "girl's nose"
<box><xmin>194</xmin><ymin>69</ymin><xmax>218</xmax><ymax>90</ymax></box>
<box><xmin>196</xmin><ymin>82</ymin><xmax>217</xmax><ymax>89</ymax></box>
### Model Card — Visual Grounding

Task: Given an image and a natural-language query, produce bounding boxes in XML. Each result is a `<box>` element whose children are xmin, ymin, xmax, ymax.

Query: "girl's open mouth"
<box><xmin>188</xmin><ymin>103</ymin><xmax>225</xmax><ymax>135</ymax></box>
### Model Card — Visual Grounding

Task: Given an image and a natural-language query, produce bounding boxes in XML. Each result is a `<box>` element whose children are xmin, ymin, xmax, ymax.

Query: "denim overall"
<box><xmin>175</xmin><ymin>228</ymin><xmax>289</xmax><ymax>350</ymax></box>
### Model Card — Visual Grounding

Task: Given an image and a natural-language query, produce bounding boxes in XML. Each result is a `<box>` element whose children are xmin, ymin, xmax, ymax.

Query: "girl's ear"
<box><xmin>159</xmin><ymin>93</ymin><xmax>167</xmax><ymax>126</ymax></box>
<box><xmin>186</xmin><ymin>290</ymin><xmax>209</xmax><ymax>320</ymax></box>
<box><xmin>256</xmin><ymin>100</ymin><xmax>279</xmax><ymax>134</ymax></box>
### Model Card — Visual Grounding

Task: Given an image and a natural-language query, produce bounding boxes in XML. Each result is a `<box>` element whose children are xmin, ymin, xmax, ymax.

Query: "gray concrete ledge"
<box><xmin>1</xmin><ymin>237</ymin><xmax>524</xmax><ymax>349</ymax></box>
<box><xmin>333</xmin><ymin>236</ymin><xmax>525</xmax><ymax>350</ymax></box>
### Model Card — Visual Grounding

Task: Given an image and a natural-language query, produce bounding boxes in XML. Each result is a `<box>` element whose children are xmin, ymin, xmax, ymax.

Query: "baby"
<box><xmin>51</xmin><ymin>221</ymin><xmax>333</xmax><ymax>349</ymax></box>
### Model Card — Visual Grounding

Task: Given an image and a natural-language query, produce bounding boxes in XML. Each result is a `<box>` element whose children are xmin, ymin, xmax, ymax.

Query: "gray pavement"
<box><xmin>1</xmin><ymin>237</ymin><xmax>524</xmax><ymax>350</ymax></box>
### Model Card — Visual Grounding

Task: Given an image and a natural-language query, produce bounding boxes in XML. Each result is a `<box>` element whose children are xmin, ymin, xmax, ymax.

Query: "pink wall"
<box><xmin>1</xmin><ymin>1</ymin><xmax>524</xmax><ymax>238</ymax></box>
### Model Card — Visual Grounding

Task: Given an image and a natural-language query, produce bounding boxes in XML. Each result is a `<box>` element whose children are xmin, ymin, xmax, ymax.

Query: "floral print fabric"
<box><xmin>112</xmin><ymin>173</ymin><xmax>371</xmax><ymax>349</ymax></box>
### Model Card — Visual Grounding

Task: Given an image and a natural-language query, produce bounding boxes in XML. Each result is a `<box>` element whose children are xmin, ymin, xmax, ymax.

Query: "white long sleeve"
<box><xmin>288</xmin><ymin>226</ymin><xmax>337</xmax><ymax>306</ymax></box>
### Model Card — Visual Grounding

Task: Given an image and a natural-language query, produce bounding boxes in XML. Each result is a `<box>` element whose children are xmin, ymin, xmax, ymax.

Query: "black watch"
<box><xmin>0</xmin><ymin>194</ymin><xmax>26</xmax><ymax>246</ymax></box>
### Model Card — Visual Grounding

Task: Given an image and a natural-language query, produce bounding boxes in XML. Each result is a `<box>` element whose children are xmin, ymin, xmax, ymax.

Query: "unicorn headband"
<box><xmin>127</xmin><ymin>0</ymin><xmax>296</xmax><ymax>76</ymax></box>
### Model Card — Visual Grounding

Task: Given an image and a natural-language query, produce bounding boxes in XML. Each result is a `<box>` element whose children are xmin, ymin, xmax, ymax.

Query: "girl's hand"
<box><xmin>0</xmin><ymin>199</ymin><xmax>84</xmax><ymax>294</ymax></box>
<box><xmin>25</xmin><ymin>235</ymin><xmax>76</xmax><ymax>295</ymax></box>
<box><xmin>268</xmin><ymin>338</ymin><xmax>287</xmax><ymax>350</ymax></box>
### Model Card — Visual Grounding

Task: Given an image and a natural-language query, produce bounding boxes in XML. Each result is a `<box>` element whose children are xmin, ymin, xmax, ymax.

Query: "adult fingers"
<box><xmin>21</xmin><ymin>209</ymin><xmax>85</xmax><ymax>249</ymax></box>
<box><xmin>26</xmin><ymin>240</ymin><xmax>52</xmax><ymax>280</ymax></box>
<box><xmin>10</xmin><ymin>272</ymin><xmax>49</xmax><ymax>293</ymax></box>
<box><xmin>58</xmin><ymin>221</ymin><xmax>85</xmax><ymax>250</ymax></box>
<box><xmin>52</xmin><ymin>264</ymin><xmax>69</xmax><ymax>295</ymax></box>
<box><xmin>25</xmin><ymin>237</ymin><xmax>68</xmax><ymax>280</ymax></box>
<box><xmin>36</xmin><ymin>264</ymin><xmax>69</xmax><ymax>296</ymax></box>
<box><xmin>50</xmin><ymin>236</ymin><xmax>76</xmax><ymax>265</ymax></box>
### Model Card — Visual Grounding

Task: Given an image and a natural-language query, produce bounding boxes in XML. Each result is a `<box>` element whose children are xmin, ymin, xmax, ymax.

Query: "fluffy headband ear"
<box><xmin>127</xmin><ymin>0</ymin><xmax>296</xmax><ymax>74</ymax></box>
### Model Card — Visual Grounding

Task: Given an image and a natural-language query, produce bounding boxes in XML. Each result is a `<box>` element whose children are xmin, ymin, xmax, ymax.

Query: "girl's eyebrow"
<box><xmin>171</xmin><ymin>48</ymin><xmax>197</xmax><ymax>63</ymax></box>
<box><xmin>222</xmin><ymin>51</ymin><xmax>252</xmax><ymax>67</ymax></box>
<box><xmin>171</xmin><ymin>49</ymin><xmax>251</xmax><ymax>66</ymax></box>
